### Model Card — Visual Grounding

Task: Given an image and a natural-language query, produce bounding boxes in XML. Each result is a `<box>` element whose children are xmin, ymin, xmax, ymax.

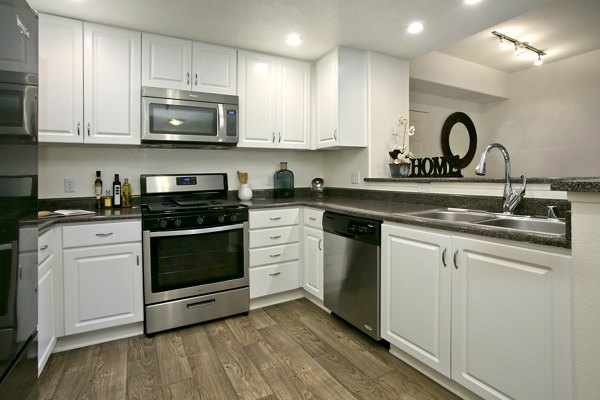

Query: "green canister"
<box><xmin>274</xmin><ymin>162</ymin><xmax>294</xmax><ymax>198</ymax></box>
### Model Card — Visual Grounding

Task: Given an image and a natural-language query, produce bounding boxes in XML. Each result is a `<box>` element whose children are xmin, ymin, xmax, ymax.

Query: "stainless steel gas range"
<box><xmin>140</xmin><ymin>173</ymin><xmax>249</xmax><ymax>335</ymax></box>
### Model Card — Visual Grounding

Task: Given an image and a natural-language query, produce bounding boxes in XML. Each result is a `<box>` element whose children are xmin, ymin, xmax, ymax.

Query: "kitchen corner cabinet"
<box><xmin>315</xmin><ymin>47</ymin><xmax>367</xmax><ymax>149</ymax></box>
<box><xmin>248</xmin><ymin>208</ymin><xmax>301</xmax><ymax>298</ymax></box>
<box><xmin>38</xmin><ymin>14</ymin><xmax>141</xmax><ymax>145</ymax></box>
<box><xmin>302</xmin><ymin>208</ymin><xmax>324</xmax><ymax>300</ymax></box>
<box><xmin>38</xmin><ymin>228</ymin><xmax>59</xmax><ymax>375</ymax></box>
<box><xmin>381</xmin><ymin>223</ymin><xmax>572</xmax><ymax>400</ymax></box>
<box><xmin>237</xmin><ymin>51</ymin><xmax>311</xmax><ymax>149</ymax></box>
<box><xmin>141</xmin><ymin>33</ymin><xmax>237</xmax><ymax>95</ymax></box>
<box><xmin>62</xmin><ymin>221</ymin><xmax>143</xmax><ymax>335</ymax></box>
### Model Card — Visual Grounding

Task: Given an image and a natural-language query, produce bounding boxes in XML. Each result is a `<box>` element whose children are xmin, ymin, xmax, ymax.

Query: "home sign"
<box><xmin>408</xmin><ymin>155</ymin><xmax>463</xmax><ymax>177</ymax></box>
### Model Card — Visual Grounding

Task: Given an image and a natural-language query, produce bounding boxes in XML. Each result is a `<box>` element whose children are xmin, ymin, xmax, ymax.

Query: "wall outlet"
<box><xmin>418</xmin><ymin>183</ymin><xmax>431</xmax><ymax>193</ymax></box>
<box><xmin>351</xmin><ymin>171</ymin><xmax>360</xmax><ymax>184</ymax></box>
<box><xmin>64</xmin><ymin>178</ymin><xmax>76</xmax><ymax>193</ymax></box>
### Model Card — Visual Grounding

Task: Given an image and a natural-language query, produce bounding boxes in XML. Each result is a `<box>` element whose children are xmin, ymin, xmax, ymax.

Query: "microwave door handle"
<box><xmin>218</xmin><ymin>103</ymin><xmax>225</xmax><ymax>137</ymax></box>
<box><xmin>148</xmin><ymin>223</ymin><xmax>245</xmax><ymax>238</ymax></box>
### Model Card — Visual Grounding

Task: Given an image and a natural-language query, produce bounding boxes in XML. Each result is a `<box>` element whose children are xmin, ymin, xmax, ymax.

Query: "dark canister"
<box><xmin>274</xmin><ymin>162</ymin><xmax>294</xmax><ymax>198</ymax></box>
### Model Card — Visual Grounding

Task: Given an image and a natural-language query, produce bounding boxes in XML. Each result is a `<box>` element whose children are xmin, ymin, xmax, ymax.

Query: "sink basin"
<box><xmin>476</xmin><ymin>216</ymin><xmax>565</xmax><ymax>235</ymax></box>
<box><xmin>405</xmin><ymin>208</ymin><xmax>495</xmax><ymax>223</ymax></box>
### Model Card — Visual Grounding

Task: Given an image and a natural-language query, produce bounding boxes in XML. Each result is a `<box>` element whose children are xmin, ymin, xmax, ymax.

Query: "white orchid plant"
<box><xmin>389</xmin><ymin>115</ymin><xmax>415</xmax><ymax>164</ymax></box>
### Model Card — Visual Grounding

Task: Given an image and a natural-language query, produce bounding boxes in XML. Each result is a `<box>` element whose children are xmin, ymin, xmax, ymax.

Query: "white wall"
<box><xmin>38</xmin><ymin>145</ymin><xmax>324</xmax><ymax>198</ymax></box>
<box><xmin>479</xmin><ymin>48</ymin><xmax>600</xmax><ymax>178</ymax></box>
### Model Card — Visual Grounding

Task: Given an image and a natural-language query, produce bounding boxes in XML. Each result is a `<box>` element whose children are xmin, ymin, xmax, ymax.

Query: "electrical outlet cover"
<box><xmin>64</xmin><ymin>178</ymin><xmax>75</xmax><ymax>193</ymax></box>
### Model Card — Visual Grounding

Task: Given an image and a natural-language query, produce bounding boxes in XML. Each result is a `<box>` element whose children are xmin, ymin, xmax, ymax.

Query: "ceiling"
<box><xmin>28</xmin><ymin>0</ymin><xmax>554</xmax><ymax>64</ymax></box>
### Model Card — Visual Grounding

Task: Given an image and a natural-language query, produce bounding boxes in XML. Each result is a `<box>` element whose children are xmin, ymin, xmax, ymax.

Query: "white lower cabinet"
<box><xmin>62</xmin><ymin>221</ymin><xmax>143</xmax><ymax>335</ymax></box>
<box><xmin>37</xmin><ymin>228</ymin><xmax>58</xmax><ymax>375</ymax></box>
<box><xmin>381</xmin><ymin>223</ymin><xmax>572</xmax><ymax>400</ymax></box>
<box><xmin>302</xmin><ymin>208</ymin><xmax>324</xmax><ymax>300</ymax></box>
<box><xmin>248</xmin><ymin>208</ymin><xmax>301</xmax><ymax>298</ymax></box>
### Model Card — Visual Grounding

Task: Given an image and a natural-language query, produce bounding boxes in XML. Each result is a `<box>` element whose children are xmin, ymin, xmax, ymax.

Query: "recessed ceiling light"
<box><xmin>407</xmin><ymin>22</ymin><xmax>423</xmax><ymax>34</ymax></box>
<box><xmin>464</xmin><ymin>0</ymin><xmax>481</xmax><ymax>5</ymax></box>
<box><xmin>286</xmin><ymin>33</ymin><xmax>302</xmax><ymax>46</ymax></box>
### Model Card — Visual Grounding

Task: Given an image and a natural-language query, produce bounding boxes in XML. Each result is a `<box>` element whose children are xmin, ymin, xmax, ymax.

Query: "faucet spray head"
<box><xmin>474</xmin><ymin>154</ymin><xmax>487</xmax><ymax>175</ymax></box>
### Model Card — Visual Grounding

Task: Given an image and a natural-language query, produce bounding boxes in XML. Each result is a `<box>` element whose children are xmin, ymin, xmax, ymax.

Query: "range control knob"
<box><xmin>230</xmin><ymin>213</ymin><xmax>239</xmax><ymax>222</ymax></box>
<box><xmin>174</xmin><ymin>218</ymin><xmax>182</xmax><ymax>227</ymax></box>
<box><xmin>196</xmin><ymin>216</ymin><xmax>205</xmax><ymax>225</ymax></box>
<box><xmin>217</xmin><ymin>214</ymin><xmax>226</xmax><ymax>223</ymax></box>
<box><xmin>159</xmin><ymin>219</ymin><xmax>168</xmax><ymax>229</ymax></box>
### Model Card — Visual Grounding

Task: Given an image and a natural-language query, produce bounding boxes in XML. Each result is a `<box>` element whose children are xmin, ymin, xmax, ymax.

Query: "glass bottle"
<box><xmin>103</xmin><ymin>190</ymin><xmax>112</xmax><ymax>208</ymax></box>
<box><xmin>94</xmin><ymin>171</ymin><xmax>103</xmax><ymax>209</ymax></box>
<box><xmin>122</xmin><ymin>178</ymin><xmax>132</xmax><ymax>208</ymax></box>
<box><xmin>274</xmin><ymin>162</ymin><xmax>294</xmax><ymax>198</ymax></box>
<box><xmin>112</xmin><ymin>174</ymin><xmax>122</xmax><ymax>208</ymax></box>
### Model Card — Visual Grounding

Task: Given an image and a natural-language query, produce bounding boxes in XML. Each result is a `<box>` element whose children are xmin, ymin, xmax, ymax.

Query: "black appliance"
<box><xmin>140</xmin><ymin>173</ymin><xmax>249</xmax><ymax>335</ymax></box>
<box><xmin>0</xmin><ymin>0</ymin><xmax>39</xmax><ymax>398</ymax></box>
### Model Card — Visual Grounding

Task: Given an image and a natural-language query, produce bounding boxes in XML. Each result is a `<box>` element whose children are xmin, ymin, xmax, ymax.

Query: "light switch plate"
<box><xmin>351</xmin><ymin>171</ymin><xmax>360</xmax><ymax>184</ymax></box>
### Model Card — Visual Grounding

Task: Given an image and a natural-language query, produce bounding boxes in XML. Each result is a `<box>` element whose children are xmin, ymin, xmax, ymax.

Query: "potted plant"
<box><xmin>389</xmin><ymin>116</ymin><xmax>415</xmax><ymax>177</ymax></box>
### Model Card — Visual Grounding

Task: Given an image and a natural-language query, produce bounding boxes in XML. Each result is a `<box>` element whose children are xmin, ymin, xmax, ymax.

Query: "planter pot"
<box><xmin>389</xmin><ymin>163</ymin><xmax>411</xmax><ymax>178</ymax></box>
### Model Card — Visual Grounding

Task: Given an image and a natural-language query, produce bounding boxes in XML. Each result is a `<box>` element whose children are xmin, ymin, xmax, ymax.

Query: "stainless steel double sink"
<box><xmin>401</xmin><ymin>208</ymin><xmax>565</xmax><ymax>235</ymax></box>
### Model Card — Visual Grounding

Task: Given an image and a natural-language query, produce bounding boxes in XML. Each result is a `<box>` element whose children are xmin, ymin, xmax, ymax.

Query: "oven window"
<box><xmin>0</xmin><ymin>90</ymin><xmax>24</xmax><ymax>128</ymax></box>
<box><xmin>150</xmin><ymin>229</ymin><xmax>244</xmax><ymax>292</ymax></box>
<box><xmin>149</xmin><ymin>103</ymin><xmax>217</xmax><ymax>136</ymax></box>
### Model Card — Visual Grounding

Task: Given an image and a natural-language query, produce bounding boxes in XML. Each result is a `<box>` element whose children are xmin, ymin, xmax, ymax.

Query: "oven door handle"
<box><xmin>147</xmin><ymin>223</ymin><xmax>245</xmax><ymax>238</ymax></box>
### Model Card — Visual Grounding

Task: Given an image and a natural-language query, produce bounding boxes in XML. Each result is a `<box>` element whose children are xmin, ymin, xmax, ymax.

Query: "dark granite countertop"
<box><xmin>365</xmin><ymin>176</ymin><xmax>597</xmax><ymax>185</ymax></box>
<box><xmin>38</xmin><ymin>206</ymin><xmax>142</xmax><ymax>232</ymax></box>
<box><xmin>550</xmin><ymin>178</ymin><xmax>600</xmax><ymax>193</ymax></box>
<box><xmin>244</xmin><ymin>195</ymin><xmax>569</xmax><ymax>248</ymax></box>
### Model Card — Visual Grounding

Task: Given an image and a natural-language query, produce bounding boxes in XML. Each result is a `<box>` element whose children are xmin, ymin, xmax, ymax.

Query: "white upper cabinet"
<box><xmin>237</xmin><ymin>50</ymin><xmax>310</xmax><ymax>149</ymax></box>
<box><xmin>142</xmin><ymin>33</ymin><xmax>237</xmax><ymax>95</ymax></box>
<box><xmin>316</xmin><ymin>47</ymin><xmax>367</xmax><ymax>149</ymax></box>
<box><xmin>38</xmin><ymin>15</ymin><xmax>141</xmax><ymax>145</ymax></box>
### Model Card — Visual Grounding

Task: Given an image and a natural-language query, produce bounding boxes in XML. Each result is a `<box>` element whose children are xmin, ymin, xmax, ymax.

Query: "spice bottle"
<box><xmin>94</xmin><ymin>171</ymin><xmax>103</xmax><ymax>209</ymax></box>
<box><xmin>103</xmin><ymin>190</ymin><xmax>112</xmax><ymax>208</ymax></box>
<box><xmin>122</xmin><ymin>178</ymin><xmax>132</xmax><ymax>208</ymax></box>
<box><xmin>274</xmin><ymin>162</ymin><xmax>294</xmax><ymax>198</ymax></box>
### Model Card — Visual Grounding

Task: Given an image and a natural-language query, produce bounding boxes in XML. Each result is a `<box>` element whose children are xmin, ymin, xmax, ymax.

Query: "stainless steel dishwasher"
<box><xmin>323</xmin><ymin>212</ymin><xmax>382</xmax><ymax>340</ymax></box>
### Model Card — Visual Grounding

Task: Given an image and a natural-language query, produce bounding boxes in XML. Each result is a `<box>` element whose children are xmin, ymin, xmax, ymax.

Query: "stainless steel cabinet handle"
<box><xmin>269</xmin><ymin>217</ymin><xmax>281</xmax><ymax>221</ymax></box>
<box><xmin>333</xmin><ymin>129</ymin><xmax>337</xmax><ymax>140</ymax></box>
<box><xmin>194</xmin><ymin>73</ymin><xmax>198</xmax><ymax>86</ymax></box>
<box><xmin>270</xmin><ymin>235</ymin><xmax>282</xmax><ymax>239</ymax></box>
<box><xmin>269</xmin><ymin>272</ymin><xmax>281</xmax><ymax>276</ymax></box>
<box><xmin>77</xmin><ymin>122</ymin><xmax>81</xmax><ymax>136</ymax></box>
<box><xmin>40</xmin><ymin>244</ymin><xmax>49</xmax><ymax>251</ymax></box>
<box><xmin>318</xmin><ymin>239</ymin><xmax>322</xmax><ymax>251</ymax></box>
<box><xmin>309</xmin><ymin>217</ymin><xmax>316</xmax><ymax>221</ymax></box>
<box><xmin>453</xmin><ymin>250</ymin><xmax>459</xmax><ymax>269</ymax></box>
<box><xmin>269</xmin><ymin>253</ymin><xmax>282</xmax><ymax>258</ymax></box>
<box><xmin>442</xmin><ymin>248</ymin><xmax>447</xmax><ymax>267</ymax></box>
<box><xmin>187</xmin><ymin>72</ymin><xmax>190</xmax><ymax>85</ymax></box>
<box><xmin>278</xmin><ymin>132</ymin><xmax>281</xmax><ymax>143</ymax></box>
<box><xmin>136</xmin><ymin>252</ymin><xmax>140</xmax><ymax>266</ymax></box>
<box><xmin>87</xmin><ymin>122</ymin><xmax>90</xmax><ymax>136</ymax></box>
<box><xmin>272</xmin><ymin>132</ymin><xmax>275</xmax><ymax>142</ymax></box>
<box><xmin>95</xmin><ymin>232</ymin><xmax>114</xmax><ymax>237</ymax></box>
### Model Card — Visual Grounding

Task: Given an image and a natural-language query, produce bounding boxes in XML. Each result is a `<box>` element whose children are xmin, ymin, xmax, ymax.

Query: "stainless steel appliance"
<box><xmin>323</xmin><ymin>212</ymin><xmax>381</xmax><ymax>340</ymax></box>
<box><xmin>141</xmin><ymin>173</ymin><xmax>249</xmax><ymax>335</ymax></box>
<box><xmin>141</xmin><ymin>86</ymin><xmax>238</xmax><ymax>148</ymax></box>
<box><xmin>0</xmin><ymin>0</ymin><xmax>38</xmax><ymax>398</ymax></box>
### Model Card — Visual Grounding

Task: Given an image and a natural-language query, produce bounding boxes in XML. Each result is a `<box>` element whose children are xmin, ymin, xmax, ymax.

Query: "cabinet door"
<box><xmin>38</xmin><ymin>253</ymin><xmax>57</xmax><ymax>375</ymax></box>
<box><xmin>237</xmin><ymin>50</ymin><xmax>277</xmax><ymax>148</ymax></box>
<box><xmin>192</xmin><ymin>42</ymin><xmax>237</xmax><ymax>95</ymax></box>
<box><xmin>63</xmin><ymin>242</ymin><xmax>143</xmax><ymax>335</ymax></box>
<box><xmin>277</xmin><ymin>58</ymin><xmax>310</xmax><ymax>149</ymax></box>
<box><xmin>381</xmin><ymin>224</ymin><xmax>452</xmax><ymax>377</ymax></box>
<box><xmin>452</xmin><ymin>237</ymin><xmax>572</xmax><ymax>400</ymax></box>
<box><xmin>84</xmin><ymin>23</ymin><xmax>141</xmax><ymax>145</ymax></box>
<box><xmin>141</xmin><ymin>33</ymin><xmax>192</xmax><ymax>90</ymax></box>
<box><xmin>316</xmin><ymin>50</ymin><xmax>338</xmax><ymax>148</ymax></box>
<box><xmin>302</xmin><ymin>226</ymin><xmax>323</xmax><ymax>300</ymax></box>
<box><xmin>38</xmin><ymin>14</ymin><xmax>84</xmax><ymax>143</ymax></box>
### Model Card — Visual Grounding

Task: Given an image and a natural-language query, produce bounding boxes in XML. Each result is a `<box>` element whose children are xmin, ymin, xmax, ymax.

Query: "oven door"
<box><xmin>0</xmin><ymin>83</ymin><xmax>37</xmax><ymax>142</ymax></box>
<box><xmin>143</xmin><ymin>222</ymin><xmax>249</xmax><ymax>304</ymax></box>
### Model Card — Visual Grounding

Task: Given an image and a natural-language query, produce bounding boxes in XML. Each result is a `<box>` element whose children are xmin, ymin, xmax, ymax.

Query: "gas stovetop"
<box><xmin>140</xmin><ymin>173</ymin><xmax>248</xmax><ymax>231</ymax></box>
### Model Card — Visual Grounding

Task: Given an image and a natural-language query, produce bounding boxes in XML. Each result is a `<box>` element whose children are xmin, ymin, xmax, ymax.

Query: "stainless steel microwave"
<box><xmin>141</xmin><ymin>86</ymin><xmax>238</xmax><ymax>148</ymax></box>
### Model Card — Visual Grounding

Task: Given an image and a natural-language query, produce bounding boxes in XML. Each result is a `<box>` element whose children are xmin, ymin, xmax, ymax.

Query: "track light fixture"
<box><xmin>492</xmin><ymin>31</ymin><xmax>546</xmax><ymax>66</ymax></box>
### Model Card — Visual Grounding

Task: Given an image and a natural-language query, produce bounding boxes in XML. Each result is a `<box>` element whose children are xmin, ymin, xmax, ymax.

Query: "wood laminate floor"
<box><xmin>38</xmin><ymin>298</ymin><xmax>462</xmax><ymax>400</ymax></box>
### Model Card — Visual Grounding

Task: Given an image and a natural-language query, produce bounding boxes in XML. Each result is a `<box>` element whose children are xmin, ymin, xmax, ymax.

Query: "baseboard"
<box><xmin>53</xmin><ymin>322</ymin><xmax>143</xmax><ymax>353</ymax></box>
<box><xmin>302</xmin><ymin>290</ymin><xmax>331</xmax><ymax>313</ymax></box>
<box><xmin>250</xmin><ymin>288</ymin><xmax>304</xmax><ymax>310</ymax></box>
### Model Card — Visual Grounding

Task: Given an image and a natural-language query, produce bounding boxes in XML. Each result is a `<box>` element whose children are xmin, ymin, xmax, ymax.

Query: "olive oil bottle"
<box><xmin>94</xmin><ymin>171</ymin><xmax>103</xmax><ymax>209</ymax></box>
<box><xmin>122</xmin><ymin>178</ymin><xmax>132</xmax><ymax>208</ymax></box>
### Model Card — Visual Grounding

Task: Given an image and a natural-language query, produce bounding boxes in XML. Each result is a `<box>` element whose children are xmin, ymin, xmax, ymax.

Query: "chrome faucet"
<box><xmin>475</xmin><ymin>143</ymin><xmax>526</xmax><ymax>214</ymax></box>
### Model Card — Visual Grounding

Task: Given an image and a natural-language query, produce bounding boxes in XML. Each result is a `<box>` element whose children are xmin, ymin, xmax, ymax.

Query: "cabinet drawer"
<box><xmin>249</xmin><ymin>261</ymin><xmax>300</xmax><ymax>299</ymax></box>
<box><xmin>303</xmin><ymin>208</ymin><xmax>323</xmax><ymax>229</ymax></box>
<box><xmin>38</xmin><ymin>230</ymin><xmax>54</xmax><ymax>265</ymax></box>
<box><xmin>249</xmin><ymin>208</ymin><xmax>300</xmax><ymax>229</ymax></box>
<box><xmin>62</xmin><ymin>220</ymin><xmax>141</xmax><ymax>248</ymax></box>
<box><xmin>249</xmin><ymin>243</ymin><xmax>300</xmax><ymax>267</ymax></box>
<box><xmin>249</xmin><ymin>226</ymin><xmax>299</xmax><ymax>248</ymax></box>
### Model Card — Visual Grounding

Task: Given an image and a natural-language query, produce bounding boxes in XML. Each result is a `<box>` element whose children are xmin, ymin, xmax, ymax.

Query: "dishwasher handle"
<box><xmin>333</xmin><ymin>230</ymin><xmax>358</xmax><ymax>240</ymax></box>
